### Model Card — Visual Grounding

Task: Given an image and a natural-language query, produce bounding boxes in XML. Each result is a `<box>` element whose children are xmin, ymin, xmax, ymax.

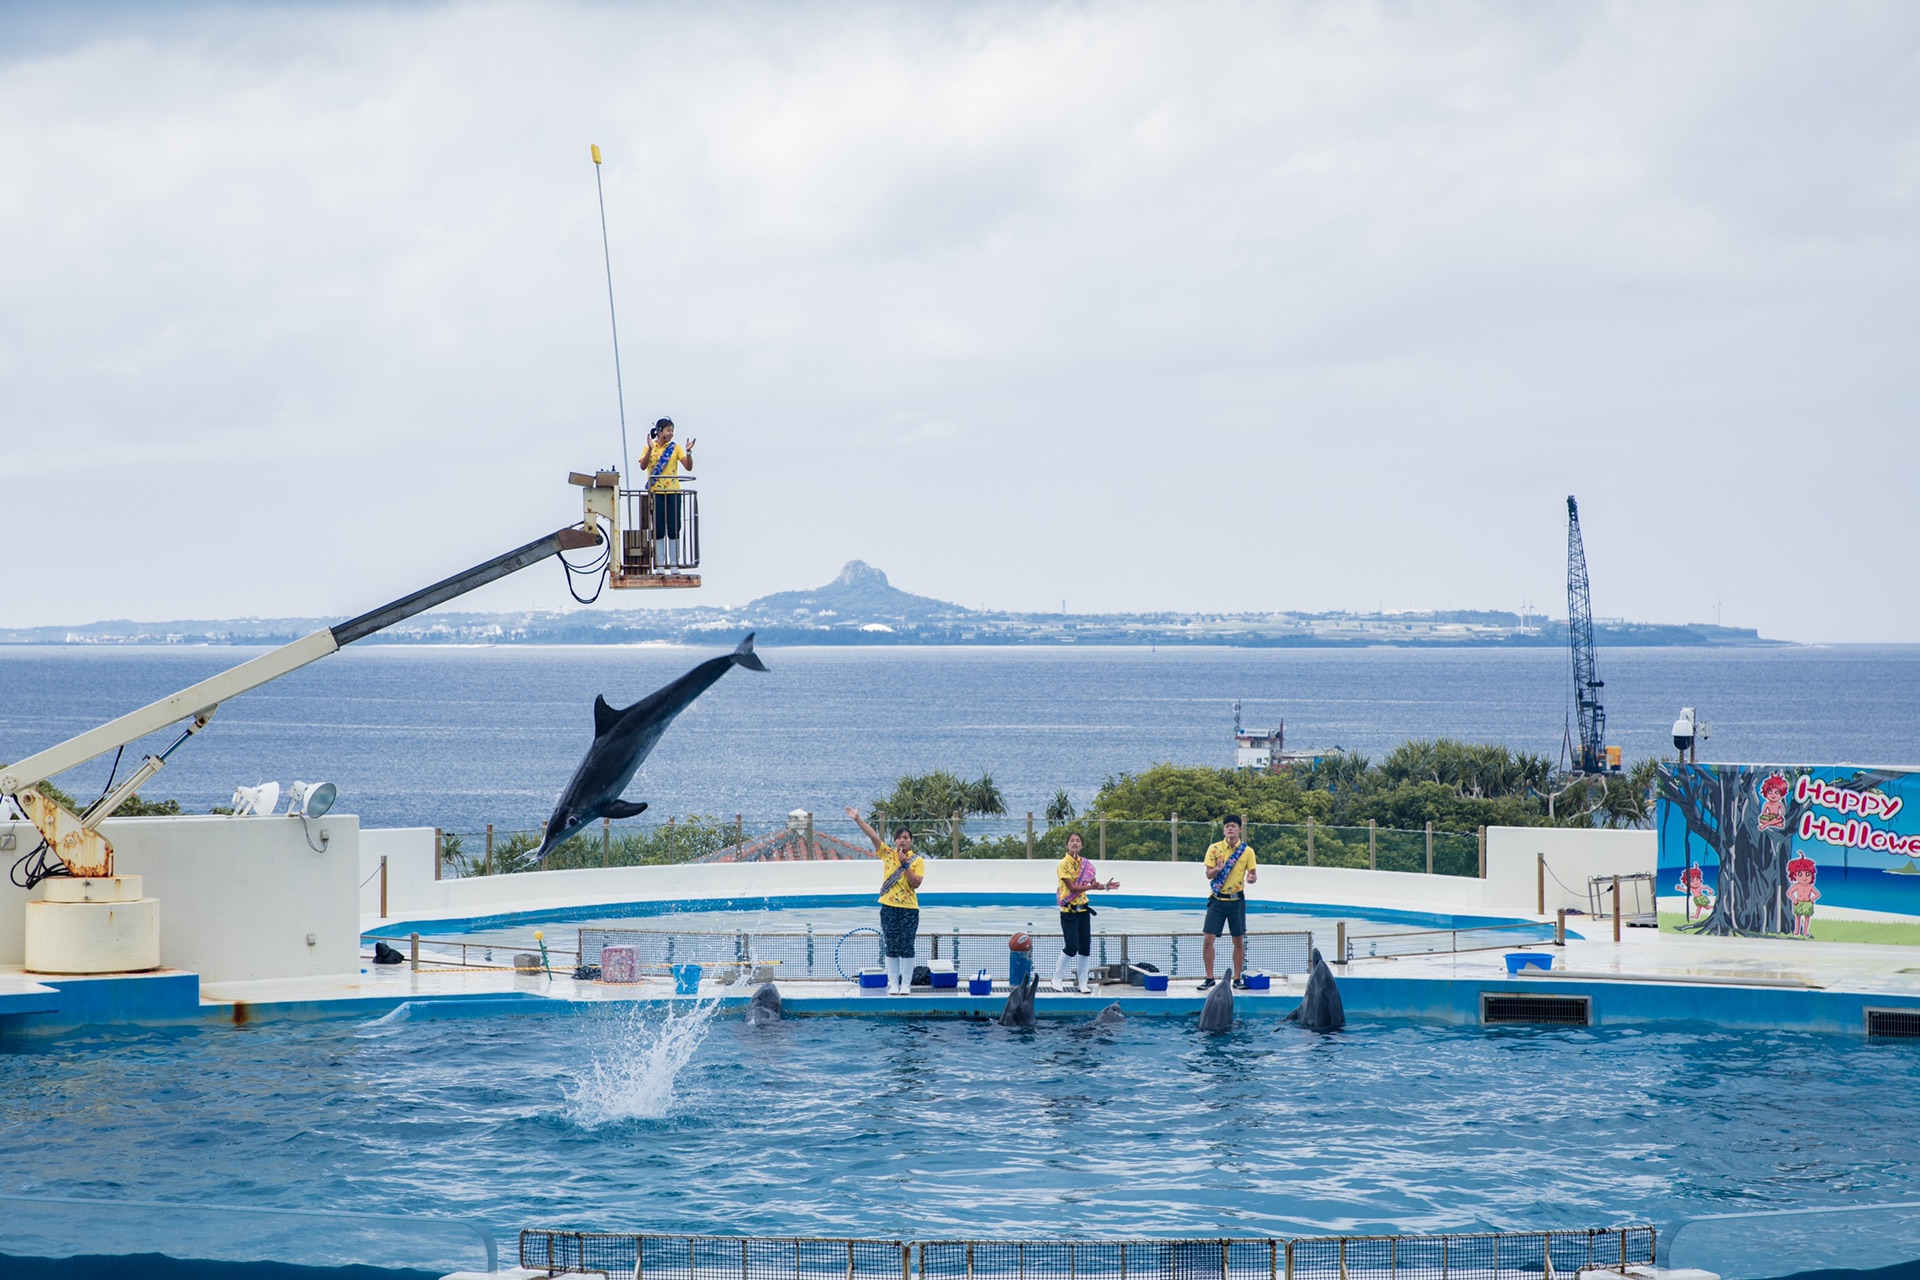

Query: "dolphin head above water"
<box><xmin>745</xmin><ymin>982</ymin><xmax>783</xmax><ymax>1025</ymax></box>
<box><xmin>1283</xmin><ymin>947</ymin><xmax>1346</xmax><ymax>1032</ymax></box>
<box><xmin>534</xmin><ymin>634</ymin><xmax>768</xmax><ymax>861</ymax></box>
<box><xmin>999</xmin><ymin>973</ymin><xmax>1038</xmax><ymax>1028</ymax></box>
<box><xmin>1197</xmin><ymin>976</ymin><xmax>1235</xmax><ymax>1032</ymax></box>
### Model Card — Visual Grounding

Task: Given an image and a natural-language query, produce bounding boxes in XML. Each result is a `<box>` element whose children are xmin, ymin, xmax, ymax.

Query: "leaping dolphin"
<box><xmin>1282</xmin><ymin>948</ymin><xmax>1346</xmax><ymax>1031</ymax></box>
<box><xmin>534</xmin><ymin>634</ymin><xmax>768</xmax><ymax>860</ymax></box>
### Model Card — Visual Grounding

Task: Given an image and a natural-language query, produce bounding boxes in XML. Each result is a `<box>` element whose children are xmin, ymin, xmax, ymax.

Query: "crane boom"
<box><xmin>2</xmin><ymin>520</ymin><xmax>601</xmax><ymax>875</ymax></box>
<box><xmin>1565</xmin><ymin>495</ymin><xmax>1607</xmax><ymax>774</ymax></box>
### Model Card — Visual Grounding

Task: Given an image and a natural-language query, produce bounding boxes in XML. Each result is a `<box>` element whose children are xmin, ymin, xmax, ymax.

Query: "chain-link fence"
<box><xmin>574</xmin><ymin>927</ymin><xmax>1317</xmax><ymax>981</ymax></box>
<box><xmin>435</xmin><ymin>816</ymin><xmax>1485</xmax><ymax>879</ymax></box>
<box><xmin>519</xmin><ymin>1228</ymin><xmax>1655</xmax><ymax>1280</ymax></box>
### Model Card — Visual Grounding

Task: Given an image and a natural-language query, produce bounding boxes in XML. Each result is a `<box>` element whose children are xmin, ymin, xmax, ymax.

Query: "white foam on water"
<box><xmin>564</xmin><ymin>995</ymin><xmax>723</xmax><ymax>1126</ymax></box>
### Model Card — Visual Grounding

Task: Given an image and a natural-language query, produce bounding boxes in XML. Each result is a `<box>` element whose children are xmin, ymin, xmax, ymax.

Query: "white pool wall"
<box><xmin>362</xmin><ymin>826</ymin><xmax>1655</xmax><ymax>927</ymax></box>
<box><xmin>0</xmin><ymin>814</ymin><xmax>361</xmax><ymax>982</ymax></box>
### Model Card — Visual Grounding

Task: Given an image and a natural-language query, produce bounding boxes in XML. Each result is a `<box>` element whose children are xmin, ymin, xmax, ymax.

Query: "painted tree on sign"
<box><xmin>1659</xmin><ymin>763</ymin><xmax>1898</xmax><ymax>937</ymax></box>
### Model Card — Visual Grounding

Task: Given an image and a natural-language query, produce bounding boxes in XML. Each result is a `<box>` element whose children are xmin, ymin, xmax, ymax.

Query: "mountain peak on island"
<box><xmin>743</xmin><ymin>561</ymin><xmax>968</xmax><ymax>623</ymax></box>
<box><xmin>832</xmin><ymin>560</ymin><xmax>890</xmax><ymax>590</ymax></box>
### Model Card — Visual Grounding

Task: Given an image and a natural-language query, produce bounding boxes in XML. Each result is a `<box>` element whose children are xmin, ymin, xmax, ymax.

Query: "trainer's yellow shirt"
<box><xmin>639</xmin><ymin>439</ymin><xmax>686</xmax><ymax>493</ymax></box>
<box><xmin>1057</xmin><ymin>852</ymin><xmax>1090</xmax><ymax>911</ymax></box>
<box><xmin>879</xmin><ymin>846</ymin><xmax>925</xmax><ymax>909</ymax></box>
<box><xmin>1203</xmin><ymin>840</ymin><xmax>1256</xmax><ymax>896</ymax></box>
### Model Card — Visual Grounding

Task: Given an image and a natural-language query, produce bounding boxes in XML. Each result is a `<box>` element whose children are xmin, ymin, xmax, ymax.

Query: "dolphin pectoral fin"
<box><xmin>593</xmin><ymin>695</ymin><xmax>620</xmax><ymax>737</ymax></box>
<box><xmin>731</xmin><ymin>633</ymin><xmax>769</xmax><ymax>673</ymax></box>
<box><xmin>602</xmin><ymin>800</ymin><xmax>649</xmax><ymax>820</ymax></box>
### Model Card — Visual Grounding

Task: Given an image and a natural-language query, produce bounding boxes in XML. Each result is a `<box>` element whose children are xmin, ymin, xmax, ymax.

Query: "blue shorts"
<box><xmin>1203</xmin><ymin>896</ymin><xmax>1247</xmax><ymax>938</ymax></box>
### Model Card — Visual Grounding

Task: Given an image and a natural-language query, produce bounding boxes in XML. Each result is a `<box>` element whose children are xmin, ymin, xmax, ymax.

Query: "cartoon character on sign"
<box><xmin>1758</xmin><ymin>773</ymin><xmax>1791</xmax><ymax>831</ymax></box>
<box><xmin>1676</xmin><ymin>863</ymin><xmax>1714</xmax><ymax>921</ymax></box>
<box><xmin>1786</xmin><ymin>853</ymin><xmax>1820</xmax><ymax>937</ymax></box>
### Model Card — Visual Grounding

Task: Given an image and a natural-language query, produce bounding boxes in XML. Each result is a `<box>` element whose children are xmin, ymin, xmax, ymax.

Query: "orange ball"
<box><xmin>1008</xmin><ymin>931</ymin><xmax>1032</xmax><ymax>952</ymax></box>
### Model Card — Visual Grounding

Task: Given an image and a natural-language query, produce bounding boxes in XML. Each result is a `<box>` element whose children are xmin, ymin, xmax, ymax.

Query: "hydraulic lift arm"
<box><xmin>2</xmin><ymin>521</ymin><xmax>603</xmax><ymax>877</ymax></box>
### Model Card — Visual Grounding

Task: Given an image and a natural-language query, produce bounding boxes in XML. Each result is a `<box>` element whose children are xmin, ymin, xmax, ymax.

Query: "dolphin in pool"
<box><xmin>1196</xmin><ymin>975</ymin><xmax>1235</xmax><ymax>1032</ymax></box>
<box><xmin>745</xmin><ymin>982</ymin><xmax>783</xmax><ymax>1025</ymax></box>
<box><xmin>1088</xmin><ymin>1002</ymin><xmax>1126</xmax><ymax>1028</ymax></box>
<box><xmin>1282</xmin><ymin>948</ymin><xmax>1346</xmax><ymax>1032</ymax></box>
<box><xmin>999</xmin><ymin>973</ymin><xmax>1038</xmax><ymax>1028</ymax></box>
<box><xmin>534</xmin><ymin>634</ymin><xmax>768</xmax><ymax>860</ymax></box>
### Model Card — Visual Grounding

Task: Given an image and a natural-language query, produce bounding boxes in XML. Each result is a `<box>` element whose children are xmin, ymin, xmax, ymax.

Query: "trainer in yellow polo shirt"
<box><xmin>1200</xmin><ymin>815</ymin><xmax>1258</xmax><ymax>990</ymax></box>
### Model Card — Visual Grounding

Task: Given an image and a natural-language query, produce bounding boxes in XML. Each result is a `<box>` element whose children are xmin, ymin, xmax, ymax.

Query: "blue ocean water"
<box><xmin>1</xmin><ymin>643</ymin><xmax>1918</xmax><ymax>832</ymax></box>
<box><xmin>2</xmin><ymin>1010</ymin><xmax>1917</xmax><ymax>1243</ymax></box>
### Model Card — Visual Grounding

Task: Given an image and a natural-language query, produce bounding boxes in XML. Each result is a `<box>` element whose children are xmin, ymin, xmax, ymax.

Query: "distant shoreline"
<box><xmin>0</xmin><ymin>633</ymin><xmax>1805</xmax><ymax>651</ymax></box>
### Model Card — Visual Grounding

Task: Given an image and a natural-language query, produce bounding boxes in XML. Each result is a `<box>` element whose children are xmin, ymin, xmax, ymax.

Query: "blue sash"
<box><xmin>644</xmin><ymin>442</ymin><xmax>679</xmax><ymax>491</ymax></box>
<box><xmin>1209</xmin><ymin>843</ymin><xmax>1248</xmax><ymax>897</ymax></box>
<box><xmin>881</xmin><ymin>852</ymin><xmax>918</xmax><ymax>898</ymax></box>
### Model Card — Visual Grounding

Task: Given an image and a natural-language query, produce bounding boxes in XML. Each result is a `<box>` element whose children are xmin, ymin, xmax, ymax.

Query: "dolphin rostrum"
<box><xmin>534</xmin><ymin>634</ymin><xmax>768</xmax><ymax>860</ymax></box>
<box><xmin>1197</xmin><ymin>976</ymin><xmax>1235</xmax><ymax>1032</ymax></box>
<box><xmin>1088</xmin><ymin>1002</ymin><xmax>1126</xmax><ymax>1028</ymax></box>
<box><xmin>1282</xmin><ymin>948</ymin><xmax>1346</xmax><ymax>1031</ymax></box>
<box><xmin>745</xmin><ymin>982</ymin><xmax>783</xmax><ymax>1025</ymax></box>
<box><xmin>999</xmin><ymin>973</ymin><xmax>1039</xmax><ymax>1028</ymax></box>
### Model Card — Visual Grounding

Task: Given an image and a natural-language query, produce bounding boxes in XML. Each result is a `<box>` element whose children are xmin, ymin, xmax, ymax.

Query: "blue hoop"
<box><xmin>834</xmin><ymin>926</ymin><xmax>882</xmax><ymax>983</ymax></box>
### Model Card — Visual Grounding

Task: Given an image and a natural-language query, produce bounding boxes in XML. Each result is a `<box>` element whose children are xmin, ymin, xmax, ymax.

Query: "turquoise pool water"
<box><xmin>3</xmin><ymin>1003</ymin><xmax>1916</xmax><ymax>1247</ymax></box>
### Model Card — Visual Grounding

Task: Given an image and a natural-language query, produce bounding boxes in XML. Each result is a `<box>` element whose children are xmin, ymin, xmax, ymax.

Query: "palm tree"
<box><xmin>1045</xmin><ymin>788</ymin><xmax>1076</xmax><ymax>826</ymax></box>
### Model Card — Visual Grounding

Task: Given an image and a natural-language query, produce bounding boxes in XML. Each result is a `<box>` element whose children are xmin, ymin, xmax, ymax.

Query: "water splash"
<box><xmin>565</xmin><ymin>996</ymin><xmax>723</xmax><ymax>1126</ymax></box>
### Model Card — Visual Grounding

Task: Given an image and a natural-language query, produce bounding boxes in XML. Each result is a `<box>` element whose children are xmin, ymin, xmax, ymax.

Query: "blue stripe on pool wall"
<box><xmin>372</xmin><ymin>891</ymin><xmax>1539</xmax><ymax>940</ymax></box>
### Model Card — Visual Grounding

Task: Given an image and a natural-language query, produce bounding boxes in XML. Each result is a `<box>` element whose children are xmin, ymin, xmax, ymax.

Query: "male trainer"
<box><xmin>1200</xmin><ymin>815</ymin><xmax>1257</xmax><ymax>990</ymax></box>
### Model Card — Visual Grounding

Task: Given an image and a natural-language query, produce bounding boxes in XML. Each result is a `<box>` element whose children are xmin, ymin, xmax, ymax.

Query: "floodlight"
<box><xmin>231</xmin><ymin>782</ymin><xmax>281</xmax><ymax>817</ymax></box>
<box><xmin>286</xmin><ymin>780</ymin><xmax>337</xmax><ymax>819</ymax></box>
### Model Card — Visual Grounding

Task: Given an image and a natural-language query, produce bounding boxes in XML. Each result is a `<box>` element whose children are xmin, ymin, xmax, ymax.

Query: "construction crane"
<box><xmin>1564</xmin><ymin>495</ymin><xmax>1612</xmax><ymax>775</ymax></box>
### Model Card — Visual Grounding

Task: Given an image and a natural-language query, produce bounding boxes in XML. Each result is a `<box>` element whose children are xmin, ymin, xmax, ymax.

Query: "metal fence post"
<box><xmin>484</xmin><ymin>823</ymin><xmax>493</xmax><ymax>876</ymax></box>
<box><xmin>951</xmin><ymin>810</ymin><xmax>961</xmax><ymax>858</ymax></box>
<box><xmin>1556</xmin><ymin>907</ymin><xmax>1568</xmax><ymax>946</ymax></box>
<box><xmin>434</xmin><ymin>827</ymin><xmax>442</xmax><ymax>881</ymax></box>
<box><xmin>409</xmin><ymin>931</ymin><xmax>418</xmax><ymax>971</ymax></box>
<box><xmin>603</xmin><ymin>817</ymin><xmax>611</xmax><ymax>868</ymax></box>
<box><xmin>1477</xmin><ymin>825</ymin><xmax>1486</xmax><ymax>877</ymax></box>
<box><xmin>1170</xmin><ymin>812</ymin><xmax>1178</xmax><ymax>862</ymax></box>
<box><xmin>1424</xmin><ymin>821</ymin><xmax>1433</xmax><ymax>875</ymax></box>
<box><xmin>1026</xmin><ymin>812</ymin><xmax>1034</xmax><ymax>859</ymax></box>
<box><xmin>1307</xmin><ymin>817</ymin><xmax>1316</xmax><ymax>867</ymax></box>
<box><xmin>379</xmin><ymin>855</ymin><xmax>388</xmax><ymax>918</ymax></box>
<box><xmin>1368</xmin><ymin>819</ymin><xmax>1377</xmax><ymax>871</ymax></box>
<box><xmin>1614</xmin><ymin>876</ymin><xmax>1623</xmax><ymax>943</ymax></box>
<box><xmin>1098</xmin><ymin>813</ymin><xmax>1107</xmax><ymax>859</ymax></box>
<box><xmin>1336</xmin><ymin>920</ymin><xmax>1346</xmax><ymax>965</ymax></box>
<box><xmin>1537</xmin><ymin>853</ymin><xmax>1546</xmax><ymax>914</ymax></box>
<box><xmin>735</xmin><ymin>813</ymin><xmax>744</xmax><ymax>851</ymax></box>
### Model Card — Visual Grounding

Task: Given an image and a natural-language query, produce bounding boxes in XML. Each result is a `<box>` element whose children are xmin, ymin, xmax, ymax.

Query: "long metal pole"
<box><xmin>591</xmin><ymin>144</ymin><xmax>631</xmax><ymax>473</ymax></box>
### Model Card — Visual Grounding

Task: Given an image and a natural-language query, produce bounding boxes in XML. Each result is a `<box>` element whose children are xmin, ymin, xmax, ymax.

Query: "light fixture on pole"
<box><xmin>286</xmin><ymin>781</ymin><xmax>337</xmax><ymax>819</ymax></box>
<box><xmin>230</xmin><ymin>782</ymin><xmax>281</xmax><ymax>817</ymax></box>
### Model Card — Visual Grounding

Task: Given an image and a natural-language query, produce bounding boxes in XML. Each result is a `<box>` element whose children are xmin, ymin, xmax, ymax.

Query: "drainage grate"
<box><xmin>1482</xmin><ymin>993</ymin><xmax>1591</xmax><ymax>1026</ymax></box>
<box><xmin>1866</xmin><ymin>1008</ymin><xmax>1920</xmax><ymax>1038</ymax></box>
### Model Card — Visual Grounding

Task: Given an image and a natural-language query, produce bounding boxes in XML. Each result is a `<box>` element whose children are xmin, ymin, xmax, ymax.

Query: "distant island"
<box><xmin>0</xmin><ymin>561</ymin><xmax>1783</xmax><ymax>648</ymax></box>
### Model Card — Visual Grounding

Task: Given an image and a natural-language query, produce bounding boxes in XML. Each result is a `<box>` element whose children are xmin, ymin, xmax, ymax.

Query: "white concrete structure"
<box><xmin>365</xmin><ymin>827</ymin><xmax>1657</xmax><ymax>928</ymax></box>
<box><xmin>360</xmin><ymin>827</ymin><xmax>440</xmax><ymax>919</ymax></box>
<box><xmin>1</xmin><ymin>814</ymin><xmax>360</xmax><ymax>983</ymax></box>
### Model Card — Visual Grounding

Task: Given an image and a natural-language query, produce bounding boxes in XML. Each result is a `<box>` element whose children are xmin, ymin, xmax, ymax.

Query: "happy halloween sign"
<box><xmin>1657</xmin><ymin>762</ymin><xmax>1920</xmax><ymax>939</ymax></box>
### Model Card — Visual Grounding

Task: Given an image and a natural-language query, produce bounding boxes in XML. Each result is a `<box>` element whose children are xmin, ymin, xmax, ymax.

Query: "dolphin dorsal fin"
<box><xmin>593</xmin><ymin>694</ymin><xmax>620</xmax><ymax>737</ymax></box>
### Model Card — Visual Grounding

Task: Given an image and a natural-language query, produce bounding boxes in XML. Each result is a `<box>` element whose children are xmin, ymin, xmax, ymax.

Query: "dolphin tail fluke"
<box><xmin>731</xmin><ymin>633</ymin><xmax>769</xmax><ymax>673</ymax></box>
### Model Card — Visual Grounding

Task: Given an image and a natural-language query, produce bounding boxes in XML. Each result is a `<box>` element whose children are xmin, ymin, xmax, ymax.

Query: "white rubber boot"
<box><xmin>1051</xmin><ymin>952</ymin><xmax>1070</xmax><ymax>992</ymax></box>
<box><xmin>1074</xmin><ymin>955</ymin><xmax>1092</xmax><ymax>993</ymax></box>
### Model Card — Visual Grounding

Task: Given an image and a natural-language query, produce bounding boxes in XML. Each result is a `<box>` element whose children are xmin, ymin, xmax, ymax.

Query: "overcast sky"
<box><xmin>3</xmin><ymin>2</ymin><xmax>1916</xmax><ymax>641</ymax></box>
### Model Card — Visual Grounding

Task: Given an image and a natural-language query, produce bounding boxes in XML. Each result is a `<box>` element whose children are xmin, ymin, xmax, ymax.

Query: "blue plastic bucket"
<box><xmin>859</xmin><ymin>968</ymin><xmax>889</xmax><ymax>989</ymax></box>
<box><xmin>671</xmin><ymin>963</ymin><xmax>703</xmax><ymax>995</ymax></box>
<box><xmin>1241</xmin><ymin>972</ymin><xmax>1272</xmax><ymax>991</ymax></box>
<box><xmin>968</xmin><ymin>970</ymin><xmax>993</xmax><ymax>997</ymax></box>
<box><xmin>1505</xmin><ymin>953</ymin><xmax>1553</xmax><ymax>974</ymax></box>
<box><xmin>930</xmin><ymin>970</ymin><xmax>958</xmax><ymax>989</ymax></box>
<box><xmin>1142</xmin><ymin>972</ymin><xmax>1170</xmax><ymax>992</ymax></box>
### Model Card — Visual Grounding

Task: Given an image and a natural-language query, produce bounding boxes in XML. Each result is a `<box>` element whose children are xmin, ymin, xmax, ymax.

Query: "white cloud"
<box><xmin>1</xmin><ymin>0</ymin><xmax>1916</xmax><ymax>639</ymax></box>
